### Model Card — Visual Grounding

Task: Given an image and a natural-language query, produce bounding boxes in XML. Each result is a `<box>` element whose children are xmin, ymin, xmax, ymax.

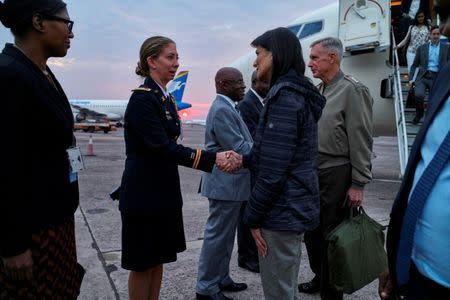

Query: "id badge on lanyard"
<box><xmin>66</xmin><ymin>146</ymin><xmax>85</xmax><ymax>183</ymax></box>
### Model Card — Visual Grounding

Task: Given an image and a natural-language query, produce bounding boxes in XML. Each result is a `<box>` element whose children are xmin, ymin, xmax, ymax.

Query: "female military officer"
<box><xmin>0</xmin><ymin>0</ymin><xmax>84</xmax><ymax>298</ymax></box>
<box><xmin>119</xmin><ymin>36</ymin><xmax>233</xmax><ymax>300</ymax></box>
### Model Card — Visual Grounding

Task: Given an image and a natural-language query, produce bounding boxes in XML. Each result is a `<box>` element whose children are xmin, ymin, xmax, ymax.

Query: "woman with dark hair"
<box><xmin>119</xmin><ymin>36</ymin><xmax>234</xmax><ymax>300</ymax></box>
<box><xmin>0</xmin><ymin>0</ymin><xmax>84</xmax><ymax>298</ymax></box>
<box><xmin>242</xmin><ymin>27</ymin><xmax>326</xmax><ymax>299</ymax></box>
<box><xmin>396</xmin><ymin>9</ymin><xmax>431</xmax><ymax>72</ymax></box>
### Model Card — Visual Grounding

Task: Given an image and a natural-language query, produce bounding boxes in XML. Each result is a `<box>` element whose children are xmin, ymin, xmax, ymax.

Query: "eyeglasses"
<box><xmin>43</xmin><ymin>15</ymin><xmax>74</xmax><ymax>33</ymax></box>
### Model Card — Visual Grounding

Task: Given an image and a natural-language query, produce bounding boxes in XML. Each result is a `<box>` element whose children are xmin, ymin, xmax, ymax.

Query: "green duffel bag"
<box><xmin>326</xmin><ymin>207</ymin><xmax>387</xmax><ymax>294</ymax></box>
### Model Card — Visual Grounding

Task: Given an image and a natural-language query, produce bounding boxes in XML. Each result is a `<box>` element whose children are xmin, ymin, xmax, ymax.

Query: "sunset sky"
<box><xmin>0</xmin><ymin>0</ymin><xmax>335</xmax><ymax>119</ymax></box>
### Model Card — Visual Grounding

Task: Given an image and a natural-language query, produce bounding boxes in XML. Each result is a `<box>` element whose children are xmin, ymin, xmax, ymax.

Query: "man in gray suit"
<box><xmin>410</xmin><ymin>25</ymin><xmax>450</xmax><ymax>124</ymax></box>
<box><xmin>196</xmin><ymin>67</ymin><xmax>253</xmax><ymax>300</ymax></box>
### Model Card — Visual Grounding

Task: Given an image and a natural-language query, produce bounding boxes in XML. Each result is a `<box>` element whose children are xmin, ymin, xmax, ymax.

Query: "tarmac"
<box><xmin>74</xmin><ymin>125</ymin><xmax>401</xmax><ymax>300</ymax></box>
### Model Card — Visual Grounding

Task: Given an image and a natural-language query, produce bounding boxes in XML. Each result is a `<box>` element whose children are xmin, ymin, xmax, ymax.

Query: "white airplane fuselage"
<box><xmin>70</xmin><ymin>99</ymin><xmax>128</xmax><ymax>121</ymax></box>
<box><xmin>232</xmin><ymin>2</ymin><xmax>395</xmax><ymax>136</ymax></box>
<box><xmin>70</xmin><ymin>71</ymin><xmax>192</xmax><ymax>123</ymax></box>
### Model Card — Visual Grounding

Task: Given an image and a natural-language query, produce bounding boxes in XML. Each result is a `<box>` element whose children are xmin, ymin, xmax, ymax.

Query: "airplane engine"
<box><xmin>75</xmin><ymin>113</ymin><xmax>86</xmax><ymax>122</ymax></box>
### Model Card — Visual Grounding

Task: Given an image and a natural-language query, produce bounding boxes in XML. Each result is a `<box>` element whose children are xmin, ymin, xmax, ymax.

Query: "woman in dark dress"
<box><xmin>119</xmin><ymin>36</ymin><xmax>233</xmax><ymax>300</ymax></box>
<box><xmin>0</xmin><ymin>0</ymin><xmax>84</xmax><ymax>298</ymax></box>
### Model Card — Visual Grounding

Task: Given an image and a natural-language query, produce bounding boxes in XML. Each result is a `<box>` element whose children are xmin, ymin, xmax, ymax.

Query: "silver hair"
<box><xmin>310</xmin><ymin>37</ymin><xmax>343</xmax><ymax>61</ymax></box>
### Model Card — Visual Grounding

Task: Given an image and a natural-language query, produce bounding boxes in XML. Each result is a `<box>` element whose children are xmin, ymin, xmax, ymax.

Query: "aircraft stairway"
<box><xmin>393</xmin><ymin>57</ymin><xmax>429</xmax><ymax>177</ymax></box>
<box><xmin>399</xmin><ymin>69</ymin><xmax>429</xmax><ymax>153</ymax></box>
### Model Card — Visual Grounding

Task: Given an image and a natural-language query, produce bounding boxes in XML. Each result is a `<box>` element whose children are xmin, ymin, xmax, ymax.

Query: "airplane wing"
<box><xmin>71</xmin><ymin>104</ymin><xmax>107</xmax><ymax>119</ymax></box>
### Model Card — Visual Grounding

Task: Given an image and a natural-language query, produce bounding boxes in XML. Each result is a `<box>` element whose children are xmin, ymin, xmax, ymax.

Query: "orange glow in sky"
<box><xmin>180</xmin><ymin>102</ymin><xmax>211</xmax><ymax>120</ymax></box>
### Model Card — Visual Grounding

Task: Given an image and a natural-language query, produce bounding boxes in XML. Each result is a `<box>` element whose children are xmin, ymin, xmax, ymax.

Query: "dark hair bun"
<box><xmin>135</xmin><ymin>61</ymin><xmax>148</xmax><ymax>77</ymax></box>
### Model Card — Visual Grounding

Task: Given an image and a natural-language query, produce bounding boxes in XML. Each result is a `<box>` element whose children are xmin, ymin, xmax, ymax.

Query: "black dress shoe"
<box><xmin>238</xmin><ymin>260</ymin><xmax>260</xmax><ymax>273</ymax></box>
<box><xmin>219</xmin><ymin>282</ymin><xmax>248</xmax><ymax>292</ymax></box>
<box><xmin>412</xmin><ymin>116</ymin><xmax>421</xmax><ymax>124</ymax></box>
<box><xmin>196</xmin><ymin>292</ymin><xmax>233</xmax><ymax>300</ymax></box>
<box><xmin>298</xmin><ymin>277</ymin><xmax>320</xmax><ymax>294</ymax></box>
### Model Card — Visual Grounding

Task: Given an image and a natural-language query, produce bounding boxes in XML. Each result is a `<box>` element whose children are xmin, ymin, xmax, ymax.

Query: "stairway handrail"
<box><xmin>391</xmin><ymin>29</ymin><xmax>409</xmax><ymax>176</ymax></box>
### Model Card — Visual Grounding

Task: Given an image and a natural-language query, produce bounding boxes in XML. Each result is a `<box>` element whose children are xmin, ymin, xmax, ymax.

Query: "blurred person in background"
<box><xmin>395</xmin><ymin>10</ymin><xmax>431</xmax><ymax>73</ymax></box>
<box><xmin>379</xmin><ymin>1</ymin><xmax>450</xmax><ymax>299</ymax></box>
<box><xmin>408</xmin><ymin>25</ymin><xmax>450</xmax><ymax>124</ymax></box>
<box><xmin>0</xmin><ymin>0</ymin><xmax>85</xmax><ymax>298</ymax></box>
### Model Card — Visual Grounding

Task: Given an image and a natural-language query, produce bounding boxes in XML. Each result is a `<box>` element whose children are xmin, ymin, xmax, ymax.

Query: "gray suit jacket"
<box><xmin>410</xmin><ymin>42</ymin><xmax>450</xmax><ymax>81</ymax></box>
<box><xmin>201</xmin><ymin>95</ymin><xmax>253</xmax><ymax>201</ymax></box>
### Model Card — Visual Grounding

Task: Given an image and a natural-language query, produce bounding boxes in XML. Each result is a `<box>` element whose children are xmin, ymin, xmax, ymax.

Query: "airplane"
<box><xmin>70</xmin><ymin>70</ymin><xmax>192</xmax><ymax>123</ymax></box>
<box><xmin>183</xmin><ymin>119</ymin><xmax>207</xmax><ymax>126</ymax></box>
<box><xmin>231</xmin><ymin>0</ymin><xmax>404</xmax><ymax>137</ymax></box>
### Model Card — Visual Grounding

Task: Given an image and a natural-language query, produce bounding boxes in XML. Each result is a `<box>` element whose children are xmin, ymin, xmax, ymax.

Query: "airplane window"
<box><xmin>287</xmin><ymin>24</ymin><xmax>302</xmax><ymax>36</ymax></box>
<box><xmin>299</xmin><ymin>21</ymin><xmax>323</xmax><ymax>39</ymax></box>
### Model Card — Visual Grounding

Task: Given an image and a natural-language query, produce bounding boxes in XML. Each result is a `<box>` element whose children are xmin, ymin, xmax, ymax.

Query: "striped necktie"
<box><xmin>396</xmin><ymin>129</ymin><xmax>450</xmax><ymax>285</ymax></box>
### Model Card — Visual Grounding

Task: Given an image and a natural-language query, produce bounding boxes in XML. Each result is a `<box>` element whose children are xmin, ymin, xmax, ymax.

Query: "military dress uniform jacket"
<box><xmin>119</xmin><ymin>77</ymin><xmax>216</xmax><ymax>216</ymax></box>
<box><xmin>0</xmin><ymin>44</ymin><xmax>79</xmax><ymax>258</ymax></box>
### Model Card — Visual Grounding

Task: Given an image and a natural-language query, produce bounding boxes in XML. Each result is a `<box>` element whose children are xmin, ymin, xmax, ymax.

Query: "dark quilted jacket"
<box><xmin>243</xmin><ymin>69</ymin><xmax>326</xmax><ymax>232</ymax></box>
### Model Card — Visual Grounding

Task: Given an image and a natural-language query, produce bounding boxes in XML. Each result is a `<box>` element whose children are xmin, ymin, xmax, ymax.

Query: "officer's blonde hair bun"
<box><xmin>136</xmin><ymin>36</ymin><xmax>175</xmax><ymax>78</ymax></box>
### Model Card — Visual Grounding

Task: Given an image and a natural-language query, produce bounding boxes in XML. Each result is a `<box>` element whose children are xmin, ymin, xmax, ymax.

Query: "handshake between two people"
<box><xmin>215</xmin><ymin>150</ymin><xmax>243</xmax><ymax>173</ymax></box>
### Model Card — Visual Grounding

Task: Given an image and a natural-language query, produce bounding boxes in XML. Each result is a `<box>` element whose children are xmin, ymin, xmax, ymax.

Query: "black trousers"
<box><xmin>237</xmin><ymin>201</ymin><xmax>259</xmax><ymax>264</ymax></box>
<box><xmin>404</xmin><ymin>263</ymin><xmax>450</xmax><ymax>300</ymax></box>
<box><xmin>414</xmin><ymin>72</ymin><xmax>437</xmax><ymax>119</ymax></box>
<box><xmin>304</xmin><ymin>164</ymin><xmax>352</xmax><ymax>300</ymax></box>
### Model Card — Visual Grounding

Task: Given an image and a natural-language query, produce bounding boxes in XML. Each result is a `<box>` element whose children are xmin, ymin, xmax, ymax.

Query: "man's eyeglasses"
<box><xmin>43</xmin><ymin>15</ymin><xmax>74</xmax><ymax>33</ymax></box>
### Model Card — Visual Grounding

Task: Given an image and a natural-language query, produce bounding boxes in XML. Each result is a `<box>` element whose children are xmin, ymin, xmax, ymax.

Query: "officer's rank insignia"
<box><xmin>166</xmin><ymin>109</ymin><xmax>173</xmax><ymax>120</ymax></box>
<box><xmin>132</xmin><ymin>87</ymin><xmax>152</xmax><ymax>92</ymax></box>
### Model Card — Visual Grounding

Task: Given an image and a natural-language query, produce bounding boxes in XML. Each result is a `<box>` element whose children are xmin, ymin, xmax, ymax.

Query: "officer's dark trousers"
<box><xmin>414</xmin><ymin>72</ymin><xmax>437</xmax><ymax>119</ymax></box>
<box><xmin>304</xmin><ymin>163</ymin><xmax>351</xmax><ymax>300</ymax></box>
<box><xmin>237</xmin><ymin>201</ymin><xmax>259</xmax><ymax>265</ymax></box>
